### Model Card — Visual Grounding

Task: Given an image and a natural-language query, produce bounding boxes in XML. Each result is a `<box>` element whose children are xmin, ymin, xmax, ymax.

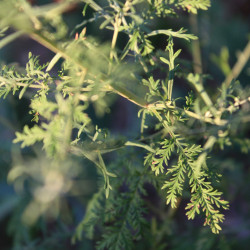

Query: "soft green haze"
<box><xmin>0</xmin><ymin>0</ymin><xmax>249</xmax><ymax>249</ymax></box>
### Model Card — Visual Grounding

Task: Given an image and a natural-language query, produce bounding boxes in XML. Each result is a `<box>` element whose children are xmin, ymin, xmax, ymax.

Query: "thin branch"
<box><xmin>189</xmin><ymin>14</ymin><xmax>203</xmax><ymax>77</ymax></box>
<box><xmin>29</xmin><ymin>32</ymin><xmax>87</xmax><ymax>74</ymax></box>
<box><xmin>148</xmin><ymin>102</ymin><xmax>227</xmax><ymax>126</ymax></box>
<box><xmin>125</xmin><ymin>141</ymin><xmax>155</xmax><ymax>153</ymax></box>
<box><xmin>224</xmin><ymin>40</ymin><xmax>250</xmax><ymax>87</ymax></box>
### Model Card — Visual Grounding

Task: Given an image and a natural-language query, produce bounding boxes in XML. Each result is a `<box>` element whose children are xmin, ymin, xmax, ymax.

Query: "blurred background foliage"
<box><xmin>0</xmin><ymin>0</ymin><xmax>249</xmax><ymax>249</ymax></box>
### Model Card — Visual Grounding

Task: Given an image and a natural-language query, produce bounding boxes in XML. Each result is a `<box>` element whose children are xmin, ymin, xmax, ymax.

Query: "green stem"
<box><xmin>224</xmin><ymin>40</ymin><xmax>250</xmax><ymax>87</ymax></box>
<box><xmin>29</xmin><ymin>32</ymin><xmax>87</xmax><ymax>74</ymax></box>
<box><xmin>109</xmin><ymin>0</ymin><xmax>132</xmax><ymax>73</ymax></box>
<box><xmin>110</xmin><ymin>15</ymin><xmax>120</xmax><ymax>61</ymax></box>
<box><xmin>150</xmin><ymin>108</ymin><xmax>175</xmax><ymax>138</ymax></box>
<box><xmin>195</xmin><ymin>136</ymin><xmax>216</xmax><ymax>174</ymax></box>
<box><xmin>120</xmin><ymin>7</ymin><xmax>149</xmax><ymax>73</ymax></box>
<box><xmin>125</xmin><ymin>141</ymin><xmax>155</xmax><ymax>153</ymax></box>
<box><xmin>0</xmin><ymin>31</ymin><xmax>25</xmax><ymax>50</ymax></box>
<box><xmin>108</xmin><ymin>14</ymin><xmax>121</xmax><ymax>74</ymax></box>
<box><xmin>148</xmin><ymin>102</ymin><xmax>227</xmax><ymax>126</ymax></box>
<box><xmin>189</xmin><ymin>14</ymin><xmax>203</xmax><ymax>77</ymax></box>
<box><xmin>188</xmin><ymin>75</ymin><xmax>217</xmax><ymax>116</ymax></box>
<box><xmin>167</xmin><ymin>39</ymin><xmax>174</xmax><ymax>101</ymax></box>
<box><xmin>0</xmin><ymin>77</ymin><xmax>48</xmax><ymax>89</ymax></box>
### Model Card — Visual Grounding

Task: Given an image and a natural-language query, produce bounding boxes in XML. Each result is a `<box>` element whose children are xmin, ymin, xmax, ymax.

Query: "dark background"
<box><xmin>0</xmin><ymin>0</ymin><xmax>249</xmax><ymax>249</ymax></box>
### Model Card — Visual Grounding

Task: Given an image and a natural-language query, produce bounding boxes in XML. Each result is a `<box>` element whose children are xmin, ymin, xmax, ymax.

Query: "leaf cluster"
<box><xmin>0</xmin><ymin>0</ymin><xmax>249</xmax><ymax>249</ymax></box>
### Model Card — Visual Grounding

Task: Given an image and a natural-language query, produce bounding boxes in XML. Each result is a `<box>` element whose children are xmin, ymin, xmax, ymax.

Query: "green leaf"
<box><xmin>18</xmin><ymin>84</ymin><xmax>29</xmax><ymax>99</ymax></box>
<box><xmin>99</xmin><ymin>17</ymin><xmax>113</xmax><ymax>30</ymax></box>
<box><xmin>146</xmin><ymin>28</ymin><xmax>197</xmax><ymax>41</ymax></box>
<box><xmin>160</xmin><ymin>57</ymin><xmax>170</xmax><ymax>65</ymax></box>
<box><xmin>46</xmin><ymin>53</ymin><xmax>62</xmax><ymax>72</ymax></box>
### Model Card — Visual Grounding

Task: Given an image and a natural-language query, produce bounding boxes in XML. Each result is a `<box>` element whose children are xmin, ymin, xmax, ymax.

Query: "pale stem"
<box><xmin>195</xmin><ymin>136</ymin><xmax>216</xmax><ymax>174</ymax></box>
<box><xmin>189</xmin><ymin>14</ymin><xmax>217</xmax><ymax>115</ymax></box>
<box><xmin>224</xmin><ymin>40</ymin><xmax>250</xmax><ymax>87</ymax></box>
<box><xmin>109</xmin><ymin>14</ymin><xmax>121</xmax><ymax>71</ymax></box>
<box><xmin>109</xmin><ymin>0</ymin><xmax>132</xmax><ymax>71</ymax></box>
<box><xmin>125</xmin><ymin>141</ymin><xmax>155</xmax><ymax>153</ymax></box>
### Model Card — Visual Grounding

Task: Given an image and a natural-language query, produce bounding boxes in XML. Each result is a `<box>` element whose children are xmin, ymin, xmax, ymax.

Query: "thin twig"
<box><xmin>224</xmin><ymin>40</ymin><xmax>250</xmax><ymax>87</ymax></box>
<box><xmin>189</xmin><ymin>14</ymin><xmax>203</xmax><ymax>77</ymax></box>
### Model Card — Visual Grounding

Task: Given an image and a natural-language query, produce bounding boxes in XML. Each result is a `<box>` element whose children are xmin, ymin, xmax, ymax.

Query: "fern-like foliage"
<box><xmin>97</xmin><ymin>192</ymin><xmax>147</xmax><ymax>250</ymax></box>
<box><xmin>0</xmin><ymin>53</ymin><xmax>51</xmax><ymax>99</ymax></box>
<box><xmin>146</xmin><ymin>0</ymin><xmax>211</xmax><ymax>16</ymax></box>
<box><xmin>74</xmin><ymin>152</ymin><xmax>153</xmax><ymax>249</ymax></box>
<box><xmin>146</xmin><ymin>138</ymin><xmax>175</xmax><ymax>176</ymax></box>
<box><xmin>145</xmin><ymin>133</ymin><xmax>229</xmax><ymax>233</ymax></box>
<box><xmin>178</xmin><ymin>0</ymin><xmax>211</xmax><ymax>13</ymax></box>
<box><xmin>0</xmin><ymin>0</ymin><xmax>249</xmax><ymax>249</ymax></box>
<box><xmin>73</xmin><ymin>189</ymin><xmax>106</xmax><ymax>241</ymax></box>
<box><xmin>185</xmin><ymin>170</ymin><xmax>229</xmax><ymax>234</ymax></box>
